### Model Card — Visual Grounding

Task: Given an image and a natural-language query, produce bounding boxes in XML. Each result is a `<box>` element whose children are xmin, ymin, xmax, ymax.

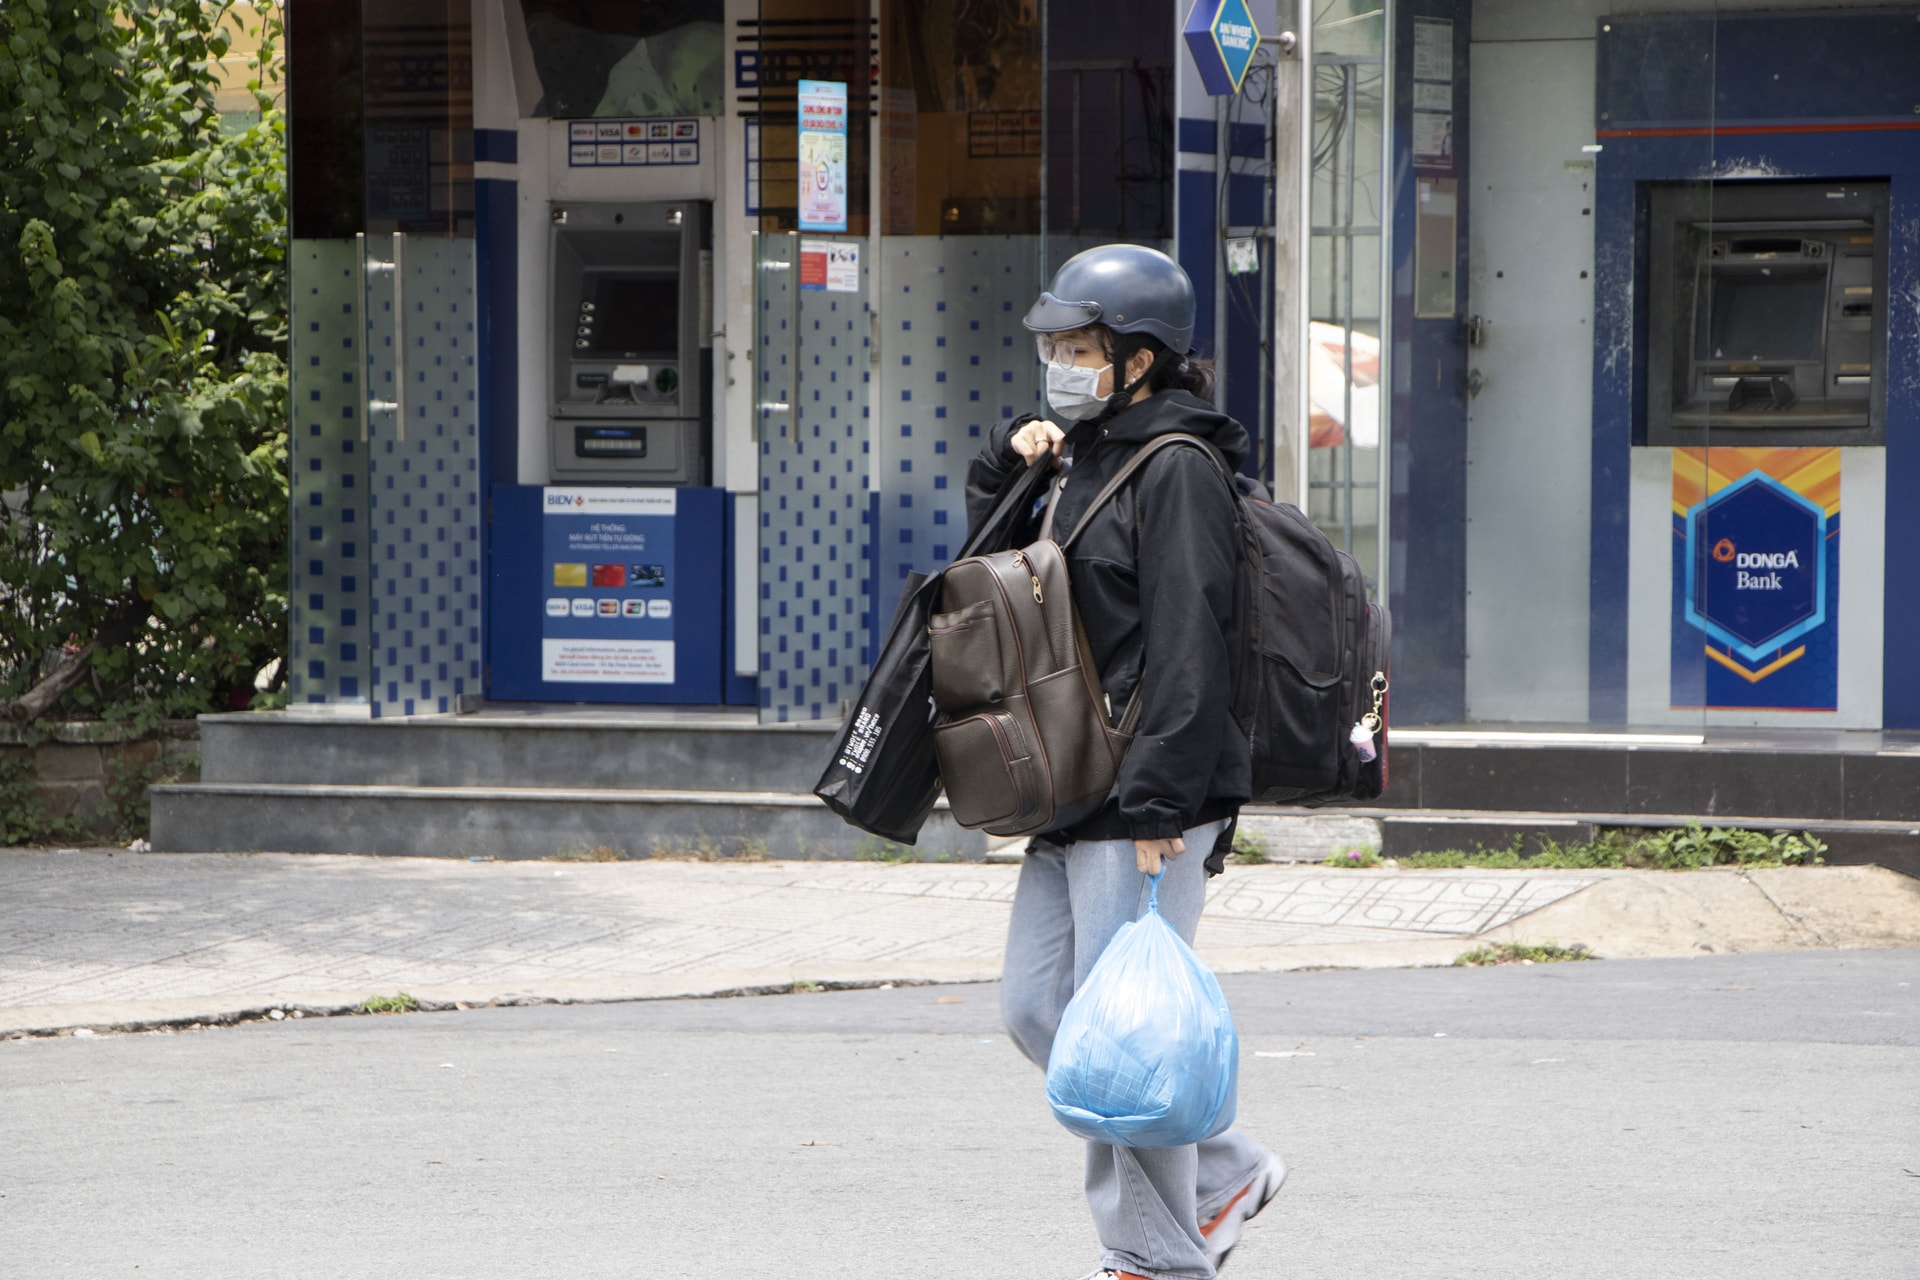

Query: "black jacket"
<box><xmin>965</xmin><ymin>391</ymin><xmax>1251</xmax><ymax>858</ymax></box>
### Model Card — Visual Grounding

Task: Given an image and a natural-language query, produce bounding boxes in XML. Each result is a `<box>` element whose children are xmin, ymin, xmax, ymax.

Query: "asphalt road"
<box><xmin>3</xmin><ymin>951</ymin><xmax>1915</xmax><ymax>1279</ymax></box>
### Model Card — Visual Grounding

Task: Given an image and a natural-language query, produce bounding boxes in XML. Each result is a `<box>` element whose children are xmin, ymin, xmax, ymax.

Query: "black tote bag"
<box><xmin>814</xmin><ymin>456</ymin><xmax>1054</xmax><ymax>844</ymax></box>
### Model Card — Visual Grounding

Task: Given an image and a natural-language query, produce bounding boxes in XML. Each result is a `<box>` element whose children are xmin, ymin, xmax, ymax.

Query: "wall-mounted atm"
<box><xmin>548</xmin><ymin>199</ymin><xmax>712</xmax><ymax>485</ymax></box>
<box><xmin>1646</xmin><ymin>180</ymin><xmax>1889</xmax><ymax>447</ymax></box>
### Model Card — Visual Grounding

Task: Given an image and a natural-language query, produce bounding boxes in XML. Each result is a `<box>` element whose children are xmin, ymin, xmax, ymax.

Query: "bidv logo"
<box><xmin>545</xmin><ymin>493</ymin><xmax>587</xmax><ymax>509</ymax></box>
<box><xmin>1708</xmin><ymin>539</ymin><xmax>1801</xmax><ymax>590</ymax></box>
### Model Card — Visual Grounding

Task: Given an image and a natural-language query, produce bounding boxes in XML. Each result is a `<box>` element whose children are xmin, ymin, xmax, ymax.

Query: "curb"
<box><xmin>0</xmin><ymin>942</ymin><xmax>1491</xmax><ymax>1039</ymax></box>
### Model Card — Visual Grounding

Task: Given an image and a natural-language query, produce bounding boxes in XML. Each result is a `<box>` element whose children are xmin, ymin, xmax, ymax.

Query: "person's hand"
<box><xmin>1135</xmin><ymin>836</ymin><xmax>1186</xmax><ymax>876</ymax></box>
<box><xmin>1010</xmin><ymin>418</ymin><xmax>1068</xmax><ymax>468</ymax></box>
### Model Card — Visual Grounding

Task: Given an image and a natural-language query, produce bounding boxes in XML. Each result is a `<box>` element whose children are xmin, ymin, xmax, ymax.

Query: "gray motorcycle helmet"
<box><xmin>1022</xmin><ymin>244</ymin><xmax>1196</xmax><ymax>353</ymax></box>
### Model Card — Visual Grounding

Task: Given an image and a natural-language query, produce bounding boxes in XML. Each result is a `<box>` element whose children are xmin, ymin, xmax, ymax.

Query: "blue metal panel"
<box><xmin>1597</xmin><ymin>12</ymin><xmax>1920</xmax><ymax>130</ymax></box>
<box><xmin>1586</xmin><ymin>10</ymin><xmax>1920</xmax><ymax>728</ymax></box>
<box><xmin>1176</xmin><ymin>168</ymin><xmax>1269</xmax><ymax>477</ymax></box>
<box><xmin>723</xmin><ymin>492</ymin><xmax>757</xmax><ymax>706</ymax></box>
<box><xmin>475</xmin><ymin>178</ymin><xmax>517</xmax><ymax>490</ymax></box>
<box><xmin>474</xmin><ymin>128</ymin><xmax>518</xmax><ymax>163</ymax></box>
<box><xmin>1387</xmin><ymin>0</ymin><xmax>1472</xmax><ymax>726</ymax></box>
<box><xmin>475</xmin><ymin>177</ymin><xmax>517</xmax><ymax>695</ymax></box>
<box><xmin>1886</xmin><ymin>179</ymin><xmax>1920</xmax><ymax>729</ymax></box>
<box><xmin>487</xmin><ymin>485</ymin><xmax>727</xmax><ymax>705</ymax></box>
<box><xmin>1178</xmin><ymin>167</ymin><xmax>1217</xmax><ymax>358</ymax></box>
<box><xmin>1175</xmin><ymin>117</ymin><xmax>1267</xmax><ymax>158</ymax></box>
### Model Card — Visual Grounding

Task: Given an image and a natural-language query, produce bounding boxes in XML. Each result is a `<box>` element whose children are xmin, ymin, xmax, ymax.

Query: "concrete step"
<box><xmin>1366</xmin><ymin>808</ymin><xmax>1920</xmax><ymax>878</ymax></box>
<box><xmin>1378</xmin><ymin>731</ymin><xmax>1920</xmax><ymax>824</ymax></box>
<box><xmin>150</xmin><ymin>782</ymin><xmax>986</xmax><ymax>862</ymax></box>
<box><xmin>195</xmin><ymin>710</ymin><xmax>838</xmax><ymax>793</ymax></box>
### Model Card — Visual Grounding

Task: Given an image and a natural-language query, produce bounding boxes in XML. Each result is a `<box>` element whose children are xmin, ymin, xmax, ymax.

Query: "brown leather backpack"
<box><xmin>927</xmin><ymin>464</ymin><xmax>1154</xmax><ymax>837</ymax></box>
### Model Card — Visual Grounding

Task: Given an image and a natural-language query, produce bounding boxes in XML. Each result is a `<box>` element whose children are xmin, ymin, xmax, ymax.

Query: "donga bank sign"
<box><xmin>1683</xmin><ymin>471</ymin><xmax>1828</xmax><ymax>662</ymax></box>
<box><xmin>1184</xmin><ymin>0</ymin><xmax>1261</xmax><ymax>96</ymax></box>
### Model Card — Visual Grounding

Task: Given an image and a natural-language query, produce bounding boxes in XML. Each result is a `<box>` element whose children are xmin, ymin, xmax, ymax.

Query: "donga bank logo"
<box><xmin>1683</xmin><ymin>472</ymin><xmax>1827</xmax><ymax>662</ymax></box>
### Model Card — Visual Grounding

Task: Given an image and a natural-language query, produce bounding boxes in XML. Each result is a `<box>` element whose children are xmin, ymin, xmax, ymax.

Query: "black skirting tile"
<box><xmin>1839</xmin><ymin>755</ymin><xmax>1920</xmax><ymax>822</ymax></box>
<box><xmin>1625</xmin><ymin>749</ymin><xmax>1845</xmax><ymax>820</ymax></box>
<box><xmin>1418</xmin><ymin>746</ymin><xmax>1629</xmax><ymax>814</ymax></box>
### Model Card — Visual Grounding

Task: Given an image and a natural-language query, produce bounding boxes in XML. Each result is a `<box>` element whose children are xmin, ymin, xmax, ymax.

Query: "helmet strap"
<box><xmin>1096</xmin><ymin>346</ymin><xmax>1183</xmax><ymax>420</ymax></box>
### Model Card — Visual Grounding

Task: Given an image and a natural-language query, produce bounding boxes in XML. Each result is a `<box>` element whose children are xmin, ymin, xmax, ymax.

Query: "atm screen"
<box><xmin>587</xmin><ymin>275</ymin><xmax>680</xmax><ymax>356</ymax></box>
<box><xmin>1694</xmin><ymin>270</ymin><xmax>1827</xmax><ymax>363</ymax></box>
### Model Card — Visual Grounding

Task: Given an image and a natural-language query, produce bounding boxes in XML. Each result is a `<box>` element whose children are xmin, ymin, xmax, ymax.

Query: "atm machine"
<box><xmin>486</xmin><ymin>191</ymin><xmax>738</xmax><ymax>706</ymax></box>
<box><xmin>547</xmin><ymin>200</ymin><xmax>712</xmax><ymax>484</ymax></box>
<box><xmin>1646</xmin><ymin>181</ymin><xmax>1888</xmax><ymax>448</ymax></box>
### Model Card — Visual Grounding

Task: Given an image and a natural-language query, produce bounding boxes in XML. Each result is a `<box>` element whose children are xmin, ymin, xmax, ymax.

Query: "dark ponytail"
<box><xmin>1101</xmin><ymin>328</ymin><xmax>1217</xmax><ymax>406</ymax></box>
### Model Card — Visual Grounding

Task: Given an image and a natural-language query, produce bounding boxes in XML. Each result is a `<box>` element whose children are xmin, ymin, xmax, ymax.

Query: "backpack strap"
<box><xmin>1054</xmin><ymin>432</ymin><xmax>1247</xmax><ymax>738</ymax></box>
<box><xmin>1057</xmin><ymin>432</ymin><xmax>1229</xmax><ymax>550</ymax></box>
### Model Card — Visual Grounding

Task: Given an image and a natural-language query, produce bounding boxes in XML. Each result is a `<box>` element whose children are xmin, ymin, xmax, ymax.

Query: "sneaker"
<box><xmin>1074</xmin><ymin>1271</ymin><xmax>1152</xmax><ymax>1280</ymax></box>
<box><xmin>1199</xmin><ymin>1154</ymin><xmax>1288</xmax><ymax>1269</ymax></box>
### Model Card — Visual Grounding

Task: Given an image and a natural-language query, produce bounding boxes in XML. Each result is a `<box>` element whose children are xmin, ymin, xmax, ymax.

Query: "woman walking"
<box><xmin>965</xmin><ymin>244</ymin><xmax>1287</xmax><ymax>1280</ymax></box>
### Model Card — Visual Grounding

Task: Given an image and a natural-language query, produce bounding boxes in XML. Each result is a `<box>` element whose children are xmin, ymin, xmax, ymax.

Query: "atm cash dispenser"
<box><xmin>548</xmin><ymin>200</ymin><xmax>712</xmax><ymax>484</ymax></box>
<box><xmin>1646</xmin><ymin>181</ymin><xmax>1889</xmax><ymax>447</ymax></box>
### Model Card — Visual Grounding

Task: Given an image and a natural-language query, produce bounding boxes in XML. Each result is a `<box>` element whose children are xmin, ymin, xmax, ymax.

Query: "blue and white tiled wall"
<box><xmin>876</xmin><ymin>237</ymin><xmax>1045</xmax><ymax>589</ymax></box>
<box><xmin>748</xmin><ymin>236</ymin><xmax>1050</xmax><ymax>723</ymax></box>
<box><xmin>757</xmin><ymin>234</ymin><xmax>873</xmax><ymax>724</ymax></box>
<box><xmin>365</xmin><ymin>238</ymin><xmax>482</xmax><ymax>718</ymax></box>
<box><xmin>288</xmin><ymin>242</ymin><xmax>372</xmax><ymax>707</ymax></box>
<box><xmin>286</xmin><ymin>238</ymin><xmax>481</xmax><ymax>717</ymax></box>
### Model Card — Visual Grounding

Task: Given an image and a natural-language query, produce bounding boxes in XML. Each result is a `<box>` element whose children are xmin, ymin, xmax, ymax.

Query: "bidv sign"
<box><xmin>1183</xmin><ymin>0</ymin><xmax>1262</xmax><ymax>96</ymax></box>
<box><xmin>1683</xmin><ymin>472</ymin><xmax>1827</xmax><ymax>661</ymax></box>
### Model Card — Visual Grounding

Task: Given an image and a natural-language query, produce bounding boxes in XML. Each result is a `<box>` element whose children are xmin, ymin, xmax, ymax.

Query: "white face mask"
<box><xmin>1045</xmin><ymin>360</ymin><xmax>1111</xmax><ymax>421</ymax></box>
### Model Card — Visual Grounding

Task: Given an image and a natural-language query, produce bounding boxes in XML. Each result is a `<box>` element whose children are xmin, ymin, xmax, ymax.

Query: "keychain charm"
<box><xmin>1349</xmin><ymin>672</ymin><xmax>1389</xmax><ymax>764</ymax></box>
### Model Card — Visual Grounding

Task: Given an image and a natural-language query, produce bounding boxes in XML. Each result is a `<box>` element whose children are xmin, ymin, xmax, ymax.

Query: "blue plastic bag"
<box><xmin>1044</xmin><ymin>871</ymin><xmax>1239</xmax><ymax>1148</ymax></box>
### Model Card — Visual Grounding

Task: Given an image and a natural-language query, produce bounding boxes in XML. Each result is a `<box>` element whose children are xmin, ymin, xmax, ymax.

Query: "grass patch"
<box><xmin>1365</xmin><ymin>823</ymin><xmax>1827</xmax><ymax>871</ymax></box>
<box><xmin>645</xmin><ymin>836</ymin><xmax>771</xmax><ymax>862</ymax></box>
<box><xmin>1323</xmin><ymin>844</ymin><xmax>1381</xmax><ymax>868</ymax></box>
<box><xmin>854</xmin><ymin>837</ymin><xmax>921</xmax><ymax>864</ymax></box>
<box><xmin>1231</xmin><ymin>828</ymin><xmax>1269</xmax><ymax>864</ymax></box>
<box><xmin>552</xmin><ymin>844</ymin><xmax>624</xmax><ymax>862</ymax></box>
<box><xmin>1454</xmin><ymin>941</ymin><xmax>1595</xmax><ymax>967</ymax></box>
<box><xmin>791</xmin><ymin>980</ymin><xmax>823</xmax><ymax>994</ymax></box>
<box><xmin>357</xmin><ymin>993</ymin><xmax>421</xmax><ymax>1015</ymax></box>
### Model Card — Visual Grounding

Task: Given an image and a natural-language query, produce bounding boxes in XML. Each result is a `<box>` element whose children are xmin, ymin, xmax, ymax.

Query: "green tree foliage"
<box><xmin>0</xmin><ymin>0</ymin><xmax>287</xmax><ymax>724</ymax></box>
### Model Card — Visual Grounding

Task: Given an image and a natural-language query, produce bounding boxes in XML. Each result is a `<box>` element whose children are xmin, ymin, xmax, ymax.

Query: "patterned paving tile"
<box><xmin>0</xmin><ymin>852</ymin><xmax>1607</xmax><ymax>1007</ymax></box>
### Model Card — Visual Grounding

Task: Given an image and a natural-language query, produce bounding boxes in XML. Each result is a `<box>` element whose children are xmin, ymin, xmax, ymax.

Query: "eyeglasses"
<box><xmin>1034</xmin><ymin>334</ymin><xmax>1103</xmax><ymax>366</ymax></box>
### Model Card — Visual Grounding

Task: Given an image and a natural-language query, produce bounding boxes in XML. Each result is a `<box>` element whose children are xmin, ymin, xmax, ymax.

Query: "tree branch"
<box><xmin>4</xmin><ymin>643</ymin><xmax>97</xmax><ymax>723</ymax></box>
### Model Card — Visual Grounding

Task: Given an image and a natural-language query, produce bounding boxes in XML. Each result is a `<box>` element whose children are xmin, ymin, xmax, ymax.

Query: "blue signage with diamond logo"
<box><xmin>1184</xmin><ymin>0</ymin><xmax>1262</xmax><ymax>97</ymax></box>
<box><xmin>1683</xmin><ymin>471</ymin><xmax>1827</xmax><ymax>662</ymax></box>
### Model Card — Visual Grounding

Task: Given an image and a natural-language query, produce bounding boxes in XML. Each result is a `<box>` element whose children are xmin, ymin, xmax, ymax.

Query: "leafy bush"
<box><xmin>0</xmin><ymin>1</ymin><xmax>287</xmax><ymax>725</ymax></box>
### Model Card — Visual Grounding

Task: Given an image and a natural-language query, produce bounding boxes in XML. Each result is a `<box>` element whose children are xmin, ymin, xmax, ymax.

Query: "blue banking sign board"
<box><xmin>487</xmin><ymin>485</ymin><xmax>728</xmax><ymax>705</ymax></box>
<box><xmin>1671</xmin><ymin>470</ymin><xmax>1839</xmax><ymax>711</ymax></box>
<box><xmin>1184</xmin><ymin>0</ymin><xmax>1261</xmax><ymax>96</ymax></box>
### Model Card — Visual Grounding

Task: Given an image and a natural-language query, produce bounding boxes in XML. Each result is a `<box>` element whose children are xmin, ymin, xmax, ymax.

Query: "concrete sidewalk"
<box><xmin>2</xmin><ymin>847</ymin><xmax>1917</xmax><ymax>1036</ymax></box>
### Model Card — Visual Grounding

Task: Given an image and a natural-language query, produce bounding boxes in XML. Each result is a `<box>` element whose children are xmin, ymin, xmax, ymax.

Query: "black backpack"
<box><xmin>1094</xmin><ymin>433</ymin><xmax>1390</xmax><ymax>806</ymax></box>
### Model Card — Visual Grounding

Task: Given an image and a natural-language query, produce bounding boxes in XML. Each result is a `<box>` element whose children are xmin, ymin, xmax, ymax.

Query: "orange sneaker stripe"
<box><xmin>1198</xmin><ymin>1181</ymin><xmax>1254</xmax><ymax>1237</ymax></box>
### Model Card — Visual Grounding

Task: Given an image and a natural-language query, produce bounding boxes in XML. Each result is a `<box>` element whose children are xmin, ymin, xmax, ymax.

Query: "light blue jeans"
<box><xmin>1000</xmin><ymin>819</ymin><xmax>1275</xmax><ymax>1280</ymax></box>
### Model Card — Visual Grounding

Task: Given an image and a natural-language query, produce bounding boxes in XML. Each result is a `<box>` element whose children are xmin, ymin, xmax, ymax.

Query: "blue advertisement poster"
<box><xmin>1670</xmin><ymin>449</ymin><xmax>1840</xmax><ymax>712</ymax></box>
<box><xmin>541</xmin><ymin>487</ymin><xmax>677</xmax><ymax>684</ymax></box>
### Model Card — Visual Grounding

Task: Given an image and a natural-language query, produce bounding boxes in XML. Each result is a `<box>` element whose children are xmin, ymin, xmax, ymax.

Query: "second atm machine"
<box><xmin>548</xmin><ymin>200</ymin><xmax>712</xmax><ymax>483</ymax></box>
<box><xmin>488</xmin><ymin>197</ymin><xmax>734</xmax><ymax>705</ymax></box>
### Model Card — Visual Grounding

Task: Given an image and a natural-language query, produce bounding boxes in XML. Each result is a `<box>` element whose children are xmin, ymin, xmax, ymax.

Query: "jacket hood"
<box><xmin>1095</xmin><ymin>390</ymin><xmax>1250</xmax><ymax>470</ymax></box>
